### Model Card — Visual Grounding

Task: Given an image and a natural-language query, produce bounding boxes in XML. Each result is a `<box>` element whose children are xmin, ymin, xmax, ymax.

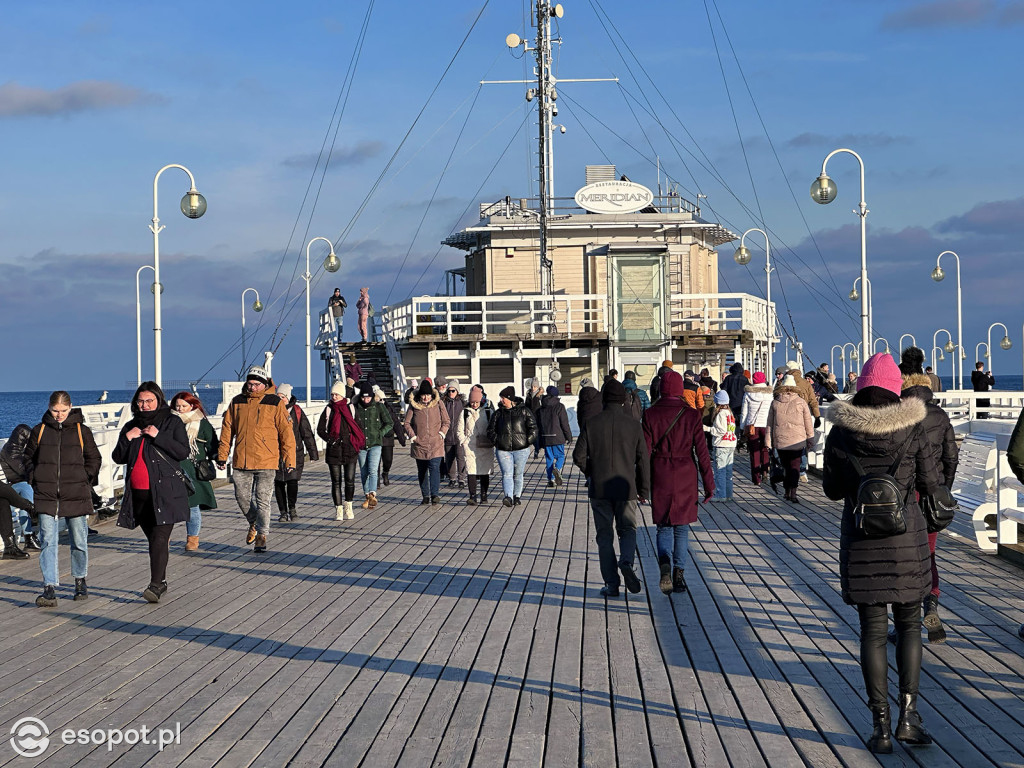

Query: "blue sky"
<box><xmin>2</xmin><ymin>0</ymin><xmax>1023</xmax><ymax>391</ymax></box>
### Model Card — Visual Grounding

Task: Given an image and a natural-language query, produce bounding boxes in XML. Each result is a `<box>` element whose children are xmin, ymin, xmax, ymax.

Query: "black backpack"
<box><xmin>625</xmin><ymin>390</ymin><xmax>643</xmax><ymax>421</ymax></box>
<box><xmin>839</xmin><ymin>426</ymin><xmax>920</xmax><ymax>538</ymax></box>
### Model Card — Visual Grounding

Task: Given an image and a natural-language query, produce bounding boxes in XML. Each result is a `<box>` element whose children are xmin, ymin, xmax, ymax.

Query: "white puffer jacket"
<box><xmin>740</xmin><ymin>384</ymin><xmax>774</xmax><ymax>429</ymax></box>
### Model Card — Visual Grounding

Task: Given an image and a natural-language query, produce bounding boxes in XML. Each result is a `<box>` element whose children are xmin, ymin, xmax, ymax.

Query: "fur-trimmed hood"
<box><xmin>827</xmin><ymin>396</ymin><xmax>926</xmax><ymax>436</ymax></box>
<box><xmin>744</xmin><ymin>384</ymin><xmax>774</xmax><ymax>394</ymax></box>
<box><xmin>408</xmin><ymin>392</ymin><xmax>441</xmax><ymax>411</ymax></box>
<box><xmin>774</xmin><ymin>385</ymin><xmax>802</xmax><ymax>397</ymax></box>
<box><xmin>901</xmin><ymin>373</ymin><xmax>932</xmax><ymax>390</ymax></box>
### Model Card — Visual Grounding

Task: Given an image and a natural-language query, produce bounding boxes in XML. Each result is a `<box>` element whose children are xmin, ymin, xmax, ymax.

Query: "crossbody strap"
<box><xmin>842</xmin><ymin>425</ymin><xmax>919</xmax><ymax>480</ymax></box>
<box><xmin>653</xmin><ymin>407</ymin><xmax>687</xmax><ymax>455</ymax></box>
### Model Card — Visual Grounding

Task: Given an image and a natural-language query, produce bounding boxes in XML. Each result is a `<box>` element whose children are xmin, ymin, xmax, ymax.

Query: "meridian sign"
<box><xmin>574</xmin><ymin>180</ymin><xmax>654</xmax><ymax>214</ymax></box>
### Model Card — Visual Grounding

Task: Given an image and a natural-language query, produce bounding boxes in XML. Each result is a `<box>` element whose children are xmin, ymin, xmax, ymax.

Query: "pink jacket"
<box><xmin>766</xmin><ymin>388</ymin><xmax>814</xmax><ymax>452</ymax></box>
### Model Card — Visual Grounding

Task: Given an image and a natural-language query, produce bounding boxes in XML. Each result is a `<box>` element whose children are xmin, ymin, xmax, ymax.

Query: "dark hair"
<box><xmin>609</xmin><ymin>369</ymin><xmax>619</xmax><ymax>376</ymax></box>
<box><xmin>624</xmin><ymin>370</ymin><xmax>637</xmax><ymax>380</ymax></box>
<box><xmin>976</xmin><ymin>362</ymin><xmax>984</xmax><ymax>369</ymax></box>
<box><xmin>48</xmin><ymin>391</ymin><xmax>72</xmax><ymax>408</ymax></box>
<box><xmin>925</xmin><ymin>366</ymin><xmax>933</xmax><ymax>372</ymax></box>
<box><xmin>131</xmin><ymin>382</ymin><xmax>167</xmax><ymax>414</ymax></box>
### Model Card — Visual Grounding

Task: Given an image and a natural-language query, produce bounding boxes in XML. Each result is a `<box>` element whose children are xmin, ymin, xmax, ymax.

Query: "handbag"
<box><xmin>769</xmin><ymin>451</ymin><xmax>785</xmax><ymax>488</ymax></box>
<box><xmin>920</xmin><ymin>485</ymin><xmax>959</xmax><ymax>533</ymax></box>
<box><xmin>151</xmin><ymin>443</ymin><xmax>196</xmax><ymax>495</ymax></box>
<box><xmin>194</xmin><ymin>458</ymin><xmax>217</xmax><ymax>482</ymax></box>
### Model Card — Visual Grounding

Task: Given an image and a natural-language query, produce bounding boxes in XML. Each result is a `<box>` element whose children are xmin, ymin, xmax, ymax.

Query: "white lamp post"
<box><xmin>931</xmin><ymin>250</ymin><xmax>962</xmax><ymax>391</ymax></box>
<box><xmin>151</xmin><ymin>164</ymin><xmax>206</xmax><ymax>387</ymax></box>
<box><xmin>976</xmin><ymin>342</ymin><xmax>989</xmax><ymax>365</ymax></box>
<box><xmin>849</xmin><ymin>276</ymin><xmax>873</xmax><ymax>338</ymax></box>
<box><xmin>934</xmin><ymin>328</ymin><xmax>955</xmax><ymax>387</ymax></box>
<box><xmin>931</xmin><ymin>346</ymin><xmax>946</xmax><ymax>375</ymax></box>
<box><xmin>240</xmin><ymin>288</ymin><xmax>263</xmax><ymax>377</ymax></box>
<box><xmin>899</xmin><ymin>333</ymin><xmax>916</xmax><ymax>351</ymax></box>
<box><xmin>812</xmin><ymin>148</ymin><xmax>871</xmax><ymax>356</ymax></box>
<box><xmin>733</xmin><ymin>227</ymin><xmax>774</xmax><ymax>375</ymax></box>
<box><xmin>830</xmin><ymin>344</ymin><xmax>844</xmax><ymax>375</ymax></box>
<box><xmin>135</xmin><ymin>265</ymin><xmax>159</xmax><ymax>386</ymax></box>
<box><xmin>842</xmin><ymin>342</ymin><xmax>859</xmax><ymax>376</ymax></box>
<box><xmin>873</xmin><ymin>337</ymin><xmax>890</xmax><ymax>355</ymax></box>
<box><xmin>305</xmin><ymin>236</ymin><xmax>341</xmax><ymax>408</ymax></box>
<box><xmin>986</xmin><ymin>321</ymin><xmax>1012</xmax><ymax>376</ymax></box>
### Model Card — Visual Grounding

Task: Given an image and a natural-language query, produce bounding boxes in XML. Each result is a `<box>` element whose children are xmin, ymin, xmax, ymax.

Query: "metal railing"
<box><xmin>478</xmin><ymin>193</ymin><xmax>699</xmax><ymax>219</ymax></box>
<box><xmin>669</xmin><ymin>292</ymin><xmax>776</xmax><ymax>341</ymax></box>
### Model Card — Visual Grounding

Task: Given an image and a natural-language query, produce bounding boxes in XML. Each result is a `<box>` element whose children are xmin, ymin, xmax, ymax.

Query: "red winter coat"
<box><xmin>642</xmin><ymin>370</ymin><xmax>714</xmax><ymax>526</ymax></box>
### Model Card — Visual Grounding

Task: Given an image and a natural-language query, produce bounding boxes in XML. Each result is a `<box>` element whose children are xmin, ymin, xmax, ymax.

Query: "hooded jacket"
<box><xmin>576</xmin><ymin>386</ymin><xmax>602</xmax><ymax>432</ymax></box>
<box><xmin>0</xmin><ymin>424</ymin><xmax>33</xmax><ymax>483</ymax></box>
<box><xmin>317</xmin><ymin>401</ymin><xmax>360</xmax><ymax>465</ymax></box>
<box><xmin>623</xmin><ymin>378</ymin><xmax>650</xmax><ymax>413</ymax></box>
<box><xmin>440</xmin><ymin>392</ymin><xmax>466</xmax><ymax>447</ymax></box>
<box><xmin>276</xmin><ymin>402</ymin><xmax>319</xmax><ymax>482</ymax></box>
<box><xmin>766</xmin><ymin>387</ymin><xmax>814</xmax><ymax>452</ymax></box>
<box><xmin>487</xmin><ymin>397</ymin><xmax>538</xmax><ymax>452</ymax></box>
<box><xmin>641</xmin><ymin>370</ymin><xmax>714</xmax><ymax>524</ymax></box>
<box><xmin>353</xmin><ymin>398</ymin><xmax>394</xmax><ymax>448</ymax></box>
<box><xmin>740</xmin><ymin>384</ymin><xmax>774</xmax><ymax>429</ymax></box>
<box><xmin>538</xmin><ymin>393</ymin><xmax>573</xmax><ymax>447</ymax></box>
<box><xmin>457</xmin><ymin>405</ymin><xmax>495</xmax><ymax>475</ymax></box>
<box><xmin>775</xmin><ymin>367</ymin><xmax>821</xmax><ymax>418</ymax></box>
<box><xmin>901</xmin><ymin>374</ymin><xmax>958</xmax><ymax>487</ymax></box>
<box><xmin>403</xmin><ymin>392</ymin><xmax>450</xmax><ymax>460</ymax></box>
<box><xmin>682</xmin><ymin>378</ymin><xmax>704</xmax><ymax>411</ymax></box>
<box><xmin>26</xmin><ymin>409</ymin><xmax>102</xmax><ymax>518</ymax></box>
<box><xmin>823</xmin><ymin>392</ymin><xmax>938</xmax><ymax>605</ymax></box>
<box><xmin>721</xmin><ymin>362</ymin><xmax>748</xmax><ymax>410</ymax></box>
<box><xmin>218</xmin><ymin>385</ymin><xmax>297</xmax><ymax>471</ymax></box>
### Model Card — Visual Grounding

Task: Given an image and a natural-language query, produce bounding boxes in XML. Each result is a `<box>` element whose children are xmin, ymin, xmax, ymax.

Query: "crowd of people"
<box><xmin>5</xmin><ymin>343</ymin><xmax>1022</xmax><ymax>756</ymax></box>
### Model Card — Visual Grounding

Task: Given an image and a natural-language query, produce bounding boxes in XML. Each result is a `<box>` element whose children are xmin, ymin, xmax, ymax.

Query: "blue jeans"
<box><xmin>497</xmin><ymin>448</ymin><xmax>530</xmax><ymax>498</ymax></box>
<box><xmin>657</xmin><ymin>524</ymin><xmax>691</xmax><ymax>571</ymax></box>
<box><xmin>416</xmin><ymin>457</ymin><xmax>442</xmax><ymax>498</ymax></box>
<box><xmin>544</xmin><ymin>444</ymin><xmax>566</xmax><ymax>481</ymax></box>
<box><xmin>38</xmin><ymin>514</ymin><xmax>89</xmax><ymax>586</ymax></box>
<box><xmin>358</xmin><ymin>445</ymin><xmax>382</xmax><ymax>494</ymax></box>
<box><xmin>713</xmin><ymin>447</ymin><xmax>735</xmax><ymax>499</ymax></box>
<box><xmin>187</xmin><ymin>505</ymin><xmax>202</xmax><ymax>537</ymax></box>
<box><xmin>12</xmin><ymin>481</ymin><xmax>33</xmax><ymax>534</ymax></box>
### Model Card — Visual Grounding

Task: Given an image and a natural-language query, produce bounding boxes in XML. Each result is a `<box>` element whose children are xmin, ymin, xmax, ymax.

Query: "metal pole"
<box><xmin>305</xmin><ymin>237</ymin><xmax>335</xmax><ymax>409</ymax></box>
<box><xmin>135</xmin><ymin>265</ymin><xmax>154</xmax><ymax>387</ymax></box>
<box><xmin>241</xmin><ymin>288</ymin><xmax>260</xmax><ymax>377</ymax></box>
<box><xmin>987</xmin><ymin>322</ymin><xmax>1009</xmax><ymax>377</ymax></box>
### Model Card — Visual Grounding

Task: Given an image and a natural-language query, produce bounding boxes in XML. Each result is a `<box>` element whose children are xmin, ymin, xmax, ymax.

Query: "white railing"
<box><xmin>376</xmin><ymin>294</ymin><xmax>608</xmax><ymax>342</ymax></box>
<box><xmin>669</xmin><ymin>292</ymin><xmax>776</xmax><ymax>341</ymax></box>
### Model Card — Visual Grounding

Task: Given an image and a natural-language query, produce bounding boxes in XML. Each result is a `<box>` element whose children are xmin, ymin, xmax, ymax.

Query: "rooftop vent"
<box><xmin>585</xmin><ymin>165</ymin><xmax>616</xmax><ymax>185</ymax></box>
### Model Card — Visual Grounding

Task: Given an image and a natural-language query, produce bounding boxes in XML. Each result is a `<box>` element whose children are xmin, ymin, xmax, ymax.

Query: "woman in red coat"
<box><xmin>642</xmin><ymin>369</ymin><xmax>715</xmax><ymax>595</ymax></box>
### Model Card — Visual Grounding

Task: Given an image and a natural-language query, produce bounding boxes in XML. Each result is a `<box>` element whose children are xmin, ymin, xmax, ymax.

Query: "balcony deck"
<box><xmin>1</xmin><ymin>452</ymin><xmax>1021</xmax><ymax>766</ymax></box>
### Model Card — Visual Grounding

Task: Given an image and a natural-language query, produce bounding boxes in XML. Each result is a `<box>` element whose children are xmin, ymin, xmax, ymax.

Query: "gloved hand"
<box><xmin>814</xmin><ymin>416</ymin><xmax>822</xmax><ymax>429</ymax></box>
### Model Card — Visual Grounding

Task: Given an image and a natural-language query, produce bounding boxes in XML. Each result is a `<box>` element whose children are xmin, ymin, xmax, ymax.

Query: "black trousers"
<box><xmin>274</xmin><ymin>479</ymin><xmax>298</xmax><ymax>512</ymax></box>
<box><xmin>132</xmin><ymin>490</ymin><xmax>173</xmax><ymax>585</ymax></box>
<box><xmin>0</xmin><ymin>500</ymin><xmax>14</xmax><ymax>540</ymax></box>
<box><xmin>859</xmin><ymin>602</ymin><xmax>922</xmax><ymax>708</ymax></box>
<box><xmin>379</xmin><ymin>446</ymin><xmax>394</xmax><ymax>476</ymax></box>
<box><xmin>329</xmin><ymin>462</ymin><xmax>356</xmax><ymax>504</ymax></box>
<box><xmin>467</xmin><ymin>474</ymin><xmax>490</xmax><ymax>498</ymax></box>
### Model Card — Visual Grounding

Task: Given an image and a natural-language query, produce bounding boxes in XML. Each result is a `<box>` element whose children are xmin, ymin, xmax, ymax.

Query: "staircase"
<box><xmin>337</xmin><ymin>342</ymin><xmax>394</xmax><ymax>394</ymax></box>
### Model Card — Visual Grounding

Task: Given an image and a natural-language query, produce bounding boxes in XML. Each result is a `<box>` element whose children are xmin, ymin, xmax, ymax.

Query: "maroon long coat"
<box><xmin>642</xmin><ymin>370</ymin><xmax>715</xmax><ymax>526</ymax></box>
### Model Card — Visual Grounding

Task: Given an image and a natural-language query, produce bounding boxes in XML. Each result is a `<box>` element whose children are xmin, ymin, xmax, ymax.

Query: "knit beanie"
<box><xmin>330</xmin><ymin>380</ymin><xmax>346</xmax><ymax>396</ymax></box>
<box><xmin>246</xmin><ymin>365</ymin><xmax>270</xmax><ymax>386</ymax></box>
<box><xmin>781</xmin><ymin>375</ymin><xmax>797</xmax><ymax>388</ymax></box>
<box><xmin>662</xmin><ymin>360</ymin><xmax>674</xmax><ymax>368</ymax></box>
<box><xmin>775</xmin><ymin>366</ymin><xmax>787</xmax><ymax>377</ymax></box>
<box><xmin>530</xmin><ymin>377</ymin><xmax>540</xmax><ymax>389</ymax></box>
<box><xmin>899</xmin><ymin>346</ymin><xmax>926</xmax><ymax>376</ymax></box>
<box><xmin>416</xmin><ymin>379</ymin><xmax>435</xmax><ymax>399</ymax></box>
<box><xmin>446</xmin><ymin>381</ymin><xmax>460</xmax><ymax>394</ymax></box>
<box><xmin>857</xmin><ymin>352</ymin><xmax>903</xmax><ymax>395</ymax></box>
<box><xmin>499</xmin><ymin>386</ymin><xmax>516</xmax><ymax>400</ymax></box>
<box><xmin>714</xmin><ymin>390</ymin><xmax>730</xmax><ymax>405</ymax></box>
<box><xmin>546</xmin><ymin>385</ymin><xmax>559</xmax><ymax>398</ymax></box>
<box><xmin>752</xmin><ymin>371</ymin><xmax>766</xmax><ymax>384</ymax></box>
<box><xmin>358</xmin><ymin>382</ymin><xmax>374</xmax><ymax>399</ymax></box>
<box><xmin>579</xmin><ymin>377</ymin><xmax>594</xmax><ymax>389</ymax></box>
<box><xmin>786</xmin><ymin>360</ymin><xmax>799</xmax><ymax>371</ymax></box>
<box><xmin>469</xmin><ymin>385</ymin><xmax>484</xmax><ymax>405</ymax></box>
<box><xmin>277</xmin><ymin>383</ymin><xmax>293</xmax><ymax>401</ymax></box>
<box><xmin>602</xmin><ymin>379</ymin><xmax>626</xmax><ymax>404</ymax></box>
<box><xmin>372</xmin><ymin>385</ymin><xmax>384</xmax><ymax>401</ymax></box>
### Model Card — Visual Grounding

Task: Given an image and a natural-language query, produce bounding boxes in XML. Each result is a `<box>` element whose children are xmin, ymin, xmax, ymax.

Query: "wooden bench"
<box><xmin>952</xmin><ymin>433</ymin><xmax>1016</xmax><ymax>552</ymax></box>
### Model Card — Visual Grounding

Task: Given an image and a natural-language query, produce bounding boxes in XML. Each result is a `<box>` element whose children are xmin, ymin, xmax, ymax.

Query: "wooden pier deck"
<box><xmin>1</xmin><ymin>451</ymin><xmax>1022</xmax><ymax>767</ymax></box>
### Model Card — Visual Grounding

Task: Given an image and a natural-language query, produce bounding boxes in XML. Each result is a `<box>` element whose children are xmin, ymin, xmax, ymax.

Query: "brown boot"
<box><xmin>362</xmin><ymin>495</ymin><xmax>372</xmax><ymax>509</ymax></box>
<box><xmin>185</xmin><ymin>535</ymin><xmax>199</xmax><ymax>551</ymax></box>
<box><xmin>367</xmin><ymin>492</ymin><xmax>378</xmax><ymax>509</ymax></box>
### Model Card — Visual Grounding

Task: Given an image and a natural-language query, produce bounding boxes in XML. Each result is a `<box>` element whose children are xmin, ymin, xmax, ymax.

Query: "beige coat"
<box><xmin>775</xmin><ymin>368</ymin><xmax>820</xmax><ymax>418</ymax></box>
<box><xmin>766</xmin><ymin>388</ymin><xmax>814</xmax><ymax>452</ymax></box>
<box><xmin>457</xmin><ymin>406</ymin><xmax>495</xmax><ymax>475</ymax></box>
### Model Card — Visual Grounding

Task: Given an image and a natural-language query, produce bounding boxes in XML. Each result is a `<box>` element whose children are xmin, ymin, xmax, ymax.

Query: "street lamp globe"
<box><xmin>810</xmin><ymin>173</ymin><xmax>837</xmax><ymax>204</ymax></box>
<box><xmin>944</xmin><ymin>340</ymin><xmax>955</xmax><ymax>353</ymax></box>
<box><xmin>930</xmin><ymin>266</ymin><xmax>945</xmax><ymax>282</ymax></box>
<box><xmin>938</xmin><ymin>351</ymin><xmax>945</xmax><ymax>361</ymax></box>
<box><xmin>252</xmin><ymin>299</ymin><xmax>264</xmax><ymax>312</ymax></box>
<box><xmin>733</xmin><ymin>245</ymin><xmax>751</xmax><ymax>266</ymax></box>
<box><xmin>851</xmin><ymin>350</ymin><xmax>859</xmax><ymax>361</ymax></box>
<box><xmin>180</xmin><ymin>190</ymin><xmax>207</xmax><ymax>219</ymax></box>
<box><xmin>323</xmin><ymin>252</ymin><xmax>341</xmax><ymax>273</ymax></box>
<box><xmin>848</xmin><ymin>288</ymin><xmax>859</xmax><ymax>301</ymax></box>
<box><xmin>150</xmin><ymin>281</ymin><xmax>164</xmax><ymax>295</ymax></box>
<box><xmin>1001</xmin><ymin>335</ymin><xmax>1013</xmax><ymax>350</ymax></box>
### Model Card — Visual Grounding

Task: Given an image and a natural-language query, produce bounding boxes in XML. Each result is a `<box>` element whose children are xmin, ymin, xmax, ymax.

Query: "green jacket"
<box><xmin>353</xmin><ymin>400</ymin><xmax>394</xmax><ymax>447</ymax></box>
<box><xmin>179</xmin><ymin>417</ymin><xmax>219</xmax><ymax>511</ymax></box>
<box><xmin>1008</xmin><ymin>408</ymin><xmax>1024</xmax><ymax>483</ymax></box>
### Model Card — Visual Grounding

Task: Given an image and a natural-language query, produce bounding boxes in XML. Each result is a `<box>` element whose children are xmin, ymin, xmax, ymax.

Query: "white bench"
<box><xmin>953</xmin><ymin>433</ymin><xmax>1016</xmax><ymax>551</ymax></box>
<box><xmin>997</xmin><ymin>467</ymin><xmax>1024</xmax><ymax>546</ymax></box>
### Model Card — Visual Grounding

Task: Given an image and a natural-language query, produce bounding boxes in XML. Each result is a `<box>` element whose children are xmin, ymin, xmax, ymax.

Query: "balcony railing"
<box><xmin>670</xmin><ymin>292</ymin><xmax>777</xmax><ymax>342</ymax></box>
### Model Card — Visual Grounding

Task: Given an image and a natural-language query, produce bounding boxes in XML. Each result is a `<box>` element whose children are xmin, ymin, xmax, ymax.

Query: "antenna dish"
<box><xmin>553</xmin><ymin>4</ymin><xmax>565</xmax><ymax>18</ymax></box>
<box><xmin>505</xmin><ymin>33</ymin><xmax>521</xmax><ymax>48</ymax></box>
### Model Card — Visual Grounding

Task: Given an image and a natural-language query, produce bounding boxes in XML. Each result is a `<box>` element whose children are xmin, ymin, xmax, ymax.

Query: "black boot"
<box><xmin>672</xmin><ymin>567</ymin><xmax>687</xmax><ymax>593</ymax></box>
<box><xmin>36</xmin><ymin>585</ymin><xmax>57</xmax><ymax>608</ymax></box>
<box><xmin>894</xmin><ymin>693</ymin><xmax>932</xmax><ymax>745</ymax></box>
<box><xmin>278</xmin><ymin>511</ymin><xmax>291</xmax><ymax>523</ymax></box>
<box><xmin>922</xmin><ymin>595</ymin><xmax>946</xmax><ymax>644</ymax></box>
<box><xmin>421</xmin><ymin>497</ymin><xmax>431</xmax><ymax>505</ymax></box>
<box><xmin>867</xmin><ymin>705</ymin><xmax>893</xmax><ymax>754</ymax></box>
<box><xmin>466</xmin><ymin>495</ymin><xmax>478</xmax><ymax>506</ymax></box>
<box><xmin>2</xmin><ymin>536</ymin><xmax>30</xmax><ymax>559</ymax></box>
<box><xmin>24</xmin><ymin>533</ymin><xmax>42</xmax><ymax>551</ymax></box>
<box><xmin>381</xmin><ymin>472</ymin><xmax>390</xmax><ymax>486</ymax></box>
<box><xmin>74</xmin><ymin>577</ymin><xmax>88</xmax><ymax>601</ymax></box>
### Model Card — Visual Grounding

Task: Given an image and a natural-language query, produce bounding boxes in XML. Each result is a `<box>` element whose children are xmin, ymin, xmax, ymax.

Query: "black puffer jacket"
<box><xmin>721</xmin><ymin>362</ymin><xmax>748</xmax><ymax>410</ymax></box>
<box><xmin>112</xmin><ymin>408</ymin><xmax>192</xmax><ymax>527</ymax></box>
<box><xmin>0</xmin><ymin>424</ymin><xmax>33</xmax><ymax>483</ymax></box>
<box><xmin>902</xmin><ymin>374</ymin><xmax>958</xmax><ymax>487</ymax></box>
<box><xmin>538</xmin><ymin>394</ymin><xmax>572</xmax><ymax>447</ymax></box>
<box><xmin>487</xmin><ymin>398</ymin><xmax>538</xmax><ymax>452</ymax></box>
<box><xmin>822</xmin><ymin>391</ymin><xmax>939</xmax><ymax>606</ymax></box>
<box><xmin>576</xmin><ymin>386</ymin><xmax>602</xmax><ymax>432</ymax></box>
<box><xmin>26</xmin><ymin>409</ymin><xmax>102</xmax><ymax>518</ymax></box>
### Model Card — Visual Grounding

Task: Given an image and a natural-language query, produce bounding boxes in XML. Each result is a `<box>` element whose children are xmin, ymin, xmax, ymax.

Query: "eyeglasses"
<box><xmin>137</xmin><ymin>398</ymin><xmax>158</xmax><ymax>405</ymax></box>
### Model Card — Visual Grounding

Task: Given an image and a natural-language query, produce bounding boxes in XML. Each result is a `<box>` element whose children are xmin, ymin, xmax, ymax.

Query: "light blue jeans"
<box><xmin>657</xmin><ymin>524</ymin><xmax>691</xmax><ymax>571</ymax></box>
<box><xmin>12</xmin><ymin>481</ymin><xmax>33</xmax><ymax>535</ymax></box>
<box><xmin>358</xmin><ymin>445</ymin><xmax>382</xmax><ymax>494</ymax></box>
<box><xmin>38</xmin><ymin>514</ymin><xmax>89</xmax><ymax>586</ymax></box>
<box><xmin>713</xmin><ymin>447</ymin><xmax>735</xmax><ymax>499</ymax></box>
<box><xmin>187</xmin><ymin>505</ymin><xmax>202</xmax><ymax>537</ymax></box>
<box><xmin>496</xmin><ymin>448</ymin><xmax>530</xmax><ymax>498</ymax></box>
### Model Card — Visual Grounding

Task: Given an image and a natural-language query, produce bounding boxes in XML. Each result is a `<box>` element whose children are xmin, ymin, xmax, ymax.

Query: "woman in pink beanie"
<box><xmin>822</xmin><ymin>352</ymin><xmax>941</xmax><ymax>753</ymax></box>
<box><xmin>740</xmin><ymin>371</ymin><xmax>774</xmax><ymax>485</ymax></box>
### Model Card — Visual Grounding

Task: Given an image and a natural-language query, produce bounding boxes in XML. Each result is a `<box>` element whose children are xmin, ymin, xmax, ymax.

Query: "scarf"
<box><xmin>134</xmin><ymin>405</ymin><xmax>170</xmax><ymax>429</ymax></box>
<box><xmin>329</xmin><ymin>399</ymin><xmax>365</xmax><ymax>452</ymax></box>
<box><xmin>176</xmin><ymin>408</ymin><xmax>204</xmax><ymax>459</ymax></box>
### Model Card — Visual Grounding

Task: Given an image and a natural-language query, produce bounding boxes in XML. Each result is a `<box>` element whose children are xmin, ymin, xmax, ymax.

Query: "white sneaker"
<box><xmin>344</xmin><ymin>501</ymin><xmax>355</xmax><ymax>520</ymax></box>
<box><xmin>335</xmin><ymin>505</ymin><xmax>344</xmax><ymax>521</ymax></box>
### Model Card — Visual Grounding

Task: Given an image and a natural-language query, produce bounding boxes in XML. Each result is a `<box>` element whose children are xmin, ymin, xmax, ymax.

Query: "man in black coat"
<box><xmin>572</xmin><ymin>379</ymin><xmax>652</xmax><ymax>597</ymax></box>
<box><xmin>971</xmin><ymin>361</ymin><xmax>994</xmax><ymax>418</ymax></box>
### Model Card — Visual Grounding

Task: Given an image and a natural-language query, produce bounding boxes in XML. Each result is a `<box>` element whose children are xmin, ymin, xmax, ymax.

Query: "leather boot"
<box><xmin>866</xmin><ymin>704</ymin><xmax>893</xmax><ymax>754</ymax></box>
<box><xmin>659</xmin><ymin>558</ymin><xmax>673</xmax><ymax>595</ymax></box>
<box><xmin>185</xmin><ymin>535</ymin><xmax>199</xmax><ymax>552</ymax></box>
<box><xmin>344</xmin><ymin>501</ymin><xmax>355</xmax><ymax>520</ymax></box>
<box><xmin>367</xmin><ymin>492</ymin><xmax>378</xmax><ymax>509</ymax></box>
<box><xmin>894</xmin><ymin>693</ymin><xmax>932</xmax><ymax>745</ymax></box>
<box><xmin>2</xmin><ymin>536</ymin><xmax>30</xmax><ymax>559</ymax></box>
<box><xmin>922</xmin><ymin>595</ymin><xmax>946</xmax><ymax>644</ymax></box>
<box><xmin>381</xmin><ymin>472</ymin><xmax>390</xmax><ymax>486</ymax></box>
<box><xmin>74</xmin><ymin>577</ymin><xmax>88</xmax><ymax>601</ymax></box>
<box><xmin>672</xmin><ymin>567</ymin><xmax>687</xmax><ymax>593</ymax></box>
<box><xmin>24</xmin><ymin>533</ymin><xmax>42</xmax><ymax>551</ymax></box>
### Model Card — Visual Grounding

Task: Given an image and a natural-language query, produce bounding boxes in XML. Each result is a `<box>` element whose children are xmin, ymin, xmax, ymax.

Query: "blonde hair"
<box><xmin>48</xmin><ymin>391</ymin><xmax>72</xmax><ymax>408</ymax></box>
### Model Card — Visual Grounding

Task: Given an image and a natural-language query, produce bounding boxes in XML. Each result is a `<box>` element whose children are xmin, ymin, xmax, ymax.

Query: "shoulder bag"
<box><xmin>150</xmin><ymin>442</ymin><xmax>196</xmax><ymax>495</ymax></box>
<box><xmin>920</xmin><ymin>486</ymin><xmax>959</xmax><ymax>533</ymax></box>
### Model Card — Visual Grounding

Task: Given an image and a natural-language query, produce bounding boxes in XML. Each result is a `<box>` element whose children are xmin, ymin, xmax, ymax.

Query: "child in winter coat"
<box><xmin>710</xmin><ymin>390</ymin><xmax>737</xmax><ymax>500</ymax></box>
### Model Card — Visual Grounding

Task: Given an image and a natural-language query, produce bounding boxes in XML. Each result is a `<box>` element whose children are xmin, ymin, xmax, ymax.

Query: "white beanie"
<box><xmin>781</xmin><ymin>374</ymin><xmax>797</xmax><ymax>388</ymax></box>
<box><xmin>447</xmin><ymin>381</ymin><xmax>460</xmax><ymax>394</ymax></box>
<box><xmin>246</xmin><ymin>365</ymin><xmax>270</xmax><ymax>385</ymax></box>
<box><xmin>277</xmin><ymin>383</ymin><xmax>293</xmax><ymax>401</ymax></box>
<box><xmin>330</xmin><ymin>381</ymin><xmax>345</xmax><ymax>396</ymax></box>
<box><xmin>786</xmin><ymin>360</ymin><xmax>799</xmax><ymax>371</ymax></box>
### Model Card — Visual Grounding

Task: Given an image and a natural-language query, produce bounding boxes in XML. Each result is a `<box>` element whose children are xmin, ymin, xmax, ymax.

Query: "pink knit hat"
<box><xmin>856</xmin><ymin>353</ymin><xmax>902</xmax><ymax>395</ymax></box>
<box><xmin>752</xmin><ymin>371</ymin><xmax>766</xmax><ymax>384</ymax></box>
<box><xmin>468</xmin><ymin>385</ymin><xmax>484</xmax><ymax>405</ymax></box>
